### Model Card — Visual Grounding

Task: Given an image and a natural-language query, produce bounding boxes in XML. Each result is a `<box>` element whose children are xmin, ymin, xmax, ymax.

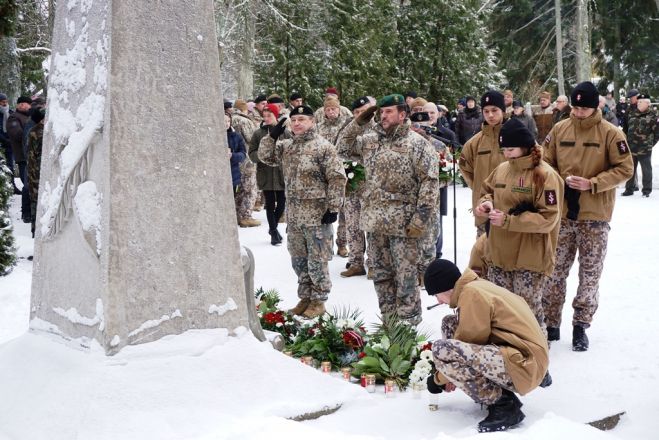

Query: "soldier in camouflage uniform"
<box><xmin>423</xmin><ymin>259</ymin><xmax>548</xmax><ymax>433</ymax></box>
<box><xmin>258</xmin><ymin>105</ymin><xmax>346</xmax><ymax>318</ymax></box>
<box><xmin>336</xmin><ymin>94</ymin><xmax>439</xmax><ymax>325</ymax></box>
<box><xmin>542</xmin><ymin>82</ymin><xmax>633</xmax><ymax>351</ymax></box>
<box><xmin>26</xmin><ymin>108</ymin><xmax>45</xmax><ymax>237</ymax></box>
<box><xmin>622</xmin><ymin>94</ymin><xmax>657</xmax><ymax>197</ymax></box>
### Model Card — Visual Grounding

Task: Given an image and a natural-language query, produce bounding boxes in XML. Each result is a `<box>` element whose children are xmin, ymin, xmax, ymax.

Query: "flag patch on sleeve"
<box><xmin>545</xmin><ymin>189</ymin><xmax>557</xmax><ymax>206</ymax></box>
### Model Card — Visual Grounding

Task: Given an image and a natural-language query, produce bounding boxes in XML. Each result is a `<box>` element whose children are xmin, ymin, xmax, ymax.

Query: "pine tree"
<box><xmin>0</xmin><ymin>152</ymin><xmax>17</xmax><ymax>276</ymax></box>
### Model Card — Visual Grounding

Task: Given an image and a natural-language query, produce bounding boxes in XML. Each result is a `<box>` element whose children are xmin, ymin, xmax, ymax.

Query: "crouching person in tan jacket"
<box><xmin>423</xmin><ymin>259</ymin><xmax>549</xmax><ymax>433</ymax></box>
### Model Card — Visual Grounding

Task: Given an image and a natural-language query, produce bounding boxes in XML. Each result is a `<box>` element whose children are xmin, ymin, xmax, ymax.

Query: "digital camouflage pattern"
<box><xmin>344</xmin><ymin>189</ymin><xmax>366</xmax><ymax>267</ymax></box>
<box><xmin>287</xmin><ymin>224</ymin><xmax>334</xmax><ymax>301</ymax></box>
<box><xmin>336</xmin><ymin>210</ymin><xmax>348</xmax><ymax>248</ymax></box>
<box><xmin>258</xmin><ymin>127</ymin><xmax>346</xmax><ymax>227</ymax></box>
<box><xmin>231</xmin><ymin>111</ymin><xmax>257</xmax><ymax>144</ymax></box>
<box><xmin>336</xmin><ymin>119</ymin><xmax>439</xmax><ymax>236</ymax></box>
<box><xmin>543</xmin><ymin>218</ymin><xmax>610</xmax><ymax>328</ymax></box>
<box><xmin>627</xmin><ymin>108</ymin><xmax>657</xmax><ymax>155</ymax></box>
<box><xmin>368</xmin><ymin>232</ymin><xmax>422</xmax><ymax>325</ymax></box>
<box><xmin>317</xmin><ymin>112</ymin><xmax>351</xmax><ymax>145</ymax></box>
<box><xmin>236</xmin><ymin>162</ymin><xmax>257</xmax><ymax>220</ymax></box>
<box><xmin>487</xmin><ymin>266</ymin><xmax>547</xmax><ymax>335</ymax></box>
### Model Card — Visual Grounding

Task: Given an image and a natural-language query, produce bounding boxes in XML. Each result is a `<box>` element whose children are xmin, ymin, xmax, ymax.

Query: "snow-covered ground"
<box><xmin>1</xmin><ymin>156</ymin><xmax>658</xmax><ymax>439</ymax></box>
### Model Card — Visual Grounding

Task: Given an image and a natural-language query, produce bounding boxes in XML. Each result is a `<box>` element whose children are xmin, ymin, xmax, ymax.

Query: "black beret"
<box><xmin>626</xmin><ymin>89</ymin><xmax>639</xmax><ymax>99</ymax></box>
<box><xmin>499</xmin><ymin>118</ymin><xmax>535</xmax><ymax>148</ymax></box>
<box><xmin>223</xmin><ymin>100</ymin><xmax>232</xmax><ymax>110</ymax></box>
<box><xmin>571</xmin><ymin>81</ymin><xmax>599</xmax><ymax>109</ymax></box>
<box><xmin>290</xmin><ymin>105</ymin><xmax>314</xmax><ymax>117</ymax></box>
<box><xmin>254</xmin><ymin>94</ymin><xmax>267</xmax><ymax>103</ymax></box>
<box><xmin>289</xmin><ymin>92</ymin><xmax>302</xmax><ymax>101</ymax></box>
<box><xmin>410</xmin><ymin>112</ymin><xmax>430</xmax><ymax>122</ymax></box>
<box><xmin>17</xmin><ymin>96</ymin><xmax>32</xmax><ymax>105</ymax></box>
<box><xmin>424</xmin><ymin>259</ymin><xmax>462</xmax><ymax>295</ymax></box>
<box><xmin>267</xmin><ymin>96</ymin><xmax>285</xmax><ymax>104</ymax></box>
<box><xmin>637</xmin><ymin>93</ymin><xmax>651</xmax><ymax>100</ymax></box>
<box><xmin>352</xmin><ymin>96</ymin><xmax>370</xmax><ymax>111</ymax></box>
<box><xmin>480</xmin><ymin>91</ymin><xmax>505</xmax><ymax>112</ymax></box>
<box><xmin>404</xmin><ymin>91</ymin><xmax>417</xmax><ymax>99</ymax></box>
<box><xmin>512</xmin><ymin>100</ymin><xmax>523</xmax><ymax>108</ymax></box>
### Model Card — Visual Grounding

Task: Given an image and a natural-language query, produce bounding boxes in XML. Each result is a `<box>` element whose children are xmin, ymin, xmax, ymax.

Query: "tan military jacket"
<box><xmin>336</xmin><ymin>119</ymin><xmax>439</xmax><ymax>236</ymax></box>
<box><xmin>543</xmin><ymin>109</ymin><xmax>634</xmax><ymax>222</ymax></box>
<box><xmin>258</xmin><ymin>128</ymin><xmax>346</xmax><ymax>227</ymax></box>
<box><xmin>479</xmin><ymin>151</ymin><xmax>564</xmax><ymax>276</ymax></box>
<box><xmin>459</xmin><ymin>123</ymin><xmax>505</xmax><ymax>226</ymax></box>
<box><xmin>437</xmin><ymin>269</ymin><xmax>549</xmax><ymax>396</ymax></box>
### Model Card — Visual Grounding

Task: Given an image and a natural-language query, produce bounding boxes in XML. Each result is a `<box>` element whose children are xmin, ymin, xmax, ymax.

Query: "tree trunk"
<box><xmin>575</xmin><ymin>0</ymin><xmax>591</xmax><ymax>82</ymax></box>
<box><xmin>612</xmin><ymin>18</ymin><xmax>622</xmax><ymax>98</ymax></box>
<box><xmin>555</xmin><ymin>0</ymin><xmax>565</xmax><ymax>96</ymax></box>
<box><xmin>0</xmin><ymin>36</ymin><xmax>21</xmax><ymax>104</ymax></box>
<box><xmin>236</xmin><ymin>0</ymin><xmax>254</xmax><ymax>99</ymax></box>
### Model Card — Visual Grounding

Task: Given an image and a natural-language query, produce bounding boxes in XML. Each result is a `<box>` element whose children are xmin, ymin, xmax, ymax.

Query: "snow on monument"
<box><xmin>30</xmin><ymin>0</ymin><xmax>249</xmax><ymax>354</ymax></box>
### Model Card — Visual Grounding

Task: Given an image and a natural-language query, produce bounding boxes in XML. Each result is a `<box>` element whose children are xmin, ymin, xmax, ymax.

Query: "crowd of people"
<box><xmin>223</xmin><ymin>81</ymin><xmax>655</xmax><ymax>432</ymax></box>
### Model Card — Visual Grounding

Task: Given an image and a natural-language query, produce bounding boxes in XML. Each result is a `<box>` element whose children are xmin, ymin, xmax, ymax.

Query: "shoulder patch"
<box><xmin>616</xmin><ymin>139</ymin><xmax>629</xmax><ymax>155</ymax></box>
<box><xmin>545</xmin><ymin>189</ymin><xmax>557</xmax><ymax>206</ymax></box>
<box><xmin>544</xmin><ymin>134</ymin><xmax>551</xmax><ymax>144</ymax></box>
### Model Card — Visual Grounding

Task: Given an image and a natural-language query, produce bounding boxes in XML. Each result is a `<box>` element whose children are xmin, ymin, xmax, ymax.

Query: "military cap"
<box><xmin>223</xmin><ymin>99</ymin><xmax>233</xmax><ymax>110</ymax></box>
<box><xmin>571</xmin><ymin>81</ymin><xmax>599</xmax><ymax>109</ymax></box>
<box><xmin>637</xmin><ymin>93</ymin><xmax>651</xmax><ymax>100</ymax></box>
<box><xmin>512</xmin><ymin>99</ymin><xmax>523</xmax><ymax>108</ymax></box>
<box><xmin>404</xmin><ymin>91</ymin><xmax>417</xmax><ymax>99</ymax></box>
<box><xmin>17</xmin><ymin>96</ymin><xmax>32</xmax><ymax>105</ymax></box>
<box><xmin>291</xmin><ymin>105</ymin><xmax>314</xmax><ymax>117</ymax></box>
<box><xmin>539</xmin><ymin>91</ymin><xmax>552</xmax><ymax>100</ymax></box>
<box><xmin>289</xmin><ymin>92</ymin><xmax>302</xmax><ymax>101</ymax></box>
<box><xmin>626</xmin><ymin>89</ymin><xmax>639</xmax><ymax>98</ymax></box>
<box><xmin>352</xmin><ymin>96</ymin><xmax>370</xmax><ymax>111</ymax></box>
<box><xmin>410</xmin><ymin>112</ymin><xmax>430</xmax><ymax>122</ymax></box>
<box><xmin>254</xmin><ymin>94</ymin><xmax>268</xmax><ymax>103</ymax></box>
<box><xmin>377</xmin><ymin>94</ymin><xmax>406</xmax><ymax>108</ymax></box>
<box><xmin>267</xmin><ymin>95</ymin><xmax>285</xmax><ymax>104</ymax></box>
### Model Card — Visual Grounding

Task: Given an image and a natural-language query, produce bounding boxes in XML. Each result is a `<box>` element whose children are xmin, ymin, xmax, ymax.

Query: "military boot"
<box><xmin>539</xmin><ymin>371</ymin><xmax>552</xmax><ymax>388</ymax></box>
<box><xmin>621</xmin><ymin>189</ymin><xmax>634</xmax><ymax>196</ymax></box>
<box><xmin>477</xmin><ymin>389</ymin><xmax>525</xmax><ymax>433</ymax></box>
<box><xmin>269</xmin><ymin>229</ymin><xmax>282</xmax><ymax>246</ymax></box>
<box><xmin>547</xmin><ymin>327</ymin><xmax>560</xmax><ymax>341</ymax></box>
<box><xmin>340</xmin><ymin>265</ymin><xmax>366</xmax><ymax>278</ymax></box>
<box><xmin>337</xmin><ymin>246</ymin><xmax>349</xmax><ymax>258</ymax></box>
<box><xmin>572</xmin><ymin>326</ymin><xmax>589</xmax><ymax>351</ymax></box>
<box><xmin>302</xmin><ymin>300</ymin><xmax>326</xmax><ymax>319</ymax></box>
<box><xmin>288</xmin><ymin>298</ymin><xmax>310</xmax><ymax>316</ymax></box>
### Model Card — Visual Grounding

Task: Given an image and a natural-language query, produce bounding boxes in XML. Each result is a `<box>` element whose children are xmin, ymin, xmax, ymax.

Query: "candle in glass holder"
<box><xmin>412</xmin><ymin>382</ymin><xmax>424</xmax><ymax>399</ymax></box>
<box><xmin>341</xmin><ymin>367</ymin><xmax>351</xmax><ymax>381</ymax></box>
<box><xmin>384</xmin><ymin>379</ymin><xmax>395</xmax><ymax>397</ymax></box>
<box><xmin>365</xmin><ymin>374</ymin><xmax>376</xmax><ymax>393</ymax></box>
<box><xmin>360</xmin><ymin>373</ymin><xmax>367</xmax><ymax>387</ymax></box>
<box><xmin>283</xmin><ymin>350</ymin><xmax>292</xmax><ymax>357</ymax></box>
<box><xmin>428</xmin><ymin>392</ymin><xmax>439</xmax><ymax>411</ymax></box>
<box><xmin>320</xmin><ymin>361</ymin><xmax>331</xmax><ymax>373</ymax></box>
<box><xmin>302</xmin><ymin>356</ymin><xmax>314</xmax><ymax>367</ymax></box>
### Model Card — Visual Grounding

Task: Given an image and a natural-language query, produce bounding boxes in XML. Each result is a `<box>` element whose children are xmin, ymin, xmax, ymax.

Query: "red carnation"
<box><xmin>264</xmin><ymin>312</ymin><xmax>285</xmax><ymax>325</ymax></box>
<box><xmin>343</xmin><ymin>330</ymin><xmax>364</xmax><ymax>349</ymax></box>
<box><xmin>358</xmin><ymin>351</ymin><xmax>366</xmax><ymax>359</ymax></box>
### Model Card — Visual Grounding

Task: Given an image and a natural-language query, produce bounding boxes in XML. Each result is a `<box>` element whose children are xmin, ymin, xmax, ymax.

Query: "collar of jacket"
<box><xmin>374</xmin><ymin>119</ymin><xmax>411</xmax><ymax>140</ymax></box>
<box><xmin>569</xmin><ymin>108</ymin><xmax>602</xmax><ymax>130</ymax></box>
<box><xmin>508</xmin><ymin>152</ymin><xmax>536</xmax><ymax>171</ymax></box>
<box><xmin>293</xmin><ymin>126</ymin><xmax>317</xmax><ymax>142</ymax></box>
<box><xmin>481</xmin><ymin>121</ymin><xmax>503</xmax><ymax>137</ymax></box>
<box><xmin>450</xmin><ymin>268</ymin><xmax>480</xmax><ymax>308</ymax></box>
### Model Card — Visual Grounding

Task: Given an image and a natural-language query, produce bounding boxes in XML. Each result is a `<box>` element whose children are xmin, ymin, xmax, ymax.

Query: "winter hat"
<box><xmin>323</xmin><ymin>96</ymin><xmax>340</xmax><ymax>109</ymax></box>
<box><xmin>404</xmin><ymin>91</ymin><xmax>418</xmax><ymax>99</ymax></box>
<box><xmin>410</xmin><ymin>97</ymin><xmax>428</xmax><ymax>109</ymax></box>
<box><xmin>0</xmin><ymin>93</ymin><xmax>7</xmax><ymax>101</ymax></box>
<box><xmin>424</xmin><ymin>259</ymin><xmax>462</xmax><ymax>295</ymax></box>
<box><xmin>325</xmin><ymin>87</ymin><xmax>339</xmax><ymax>96</ymax></box>
<box><xmin>480</xmin><ymin>91</ymin><xmax>505</xmax><ymax>112</ymax></box>
<box><xmin>465</xmin><ymin>95</ymin><xmax>476</xmax><ymax>104</ymax></box>
<box><xmin>539</xmin><ymin>91</ymin><xmax>552</xmax><ymax>100</ymax></box>
<box><xmin>499</xmin><ymin>118</ymin><xmax>535</xmax><ymax>148</ymax></box>
<box><xmin>458</xmin><ymin>98</ymin><xmax>466</xmax><ymax>106</ymax></box>
<box><xmin>234</xmin><ymin>99</ymin><xmax>248</xmax><ymax>112</ymax></box>
<box><xmin>254</xmin><ymin>94</ymin><xmax>267</xmax><ymax>104</ymax></box>
<box><xmin>352</xmin><ymin>96</ymin><xmax>370</xmax><ymax>111</ymax></box>
<box><xmin>410</xmin><ymin>112</ymin><xmax>430</xmax><ymax>122</ymax></box>
<box><xmin>626</xmin><ymin>89</ymin><xmax>639</xmax><ymax>99</ymax></box>
<box><xmin>291</xmin><ymin>105</ymin><xmax>314</xmax><ymax>117</ymax></box>
<box><xmin>571</xmin><ymin>81</ymin><xmax>599</xmax><ymax>109</ymax></box>
<box><xmin>512</xmin><ymin>99</ymin><xmax>523</xmax><ymax>108</ymax></box>
<box><xmin>31</xmin><ymin>107</ymin><xmax>46</xmax><ymax>123</ymax></box>
<box><xmin>223</xmin><ymin>100</ymin><xmax>233</xmax><ymax>110</ymax></box>
<box><xmin>17</xmin><ymin>96</ymin><xmax>32</xmax><ymax>105</ymax></box>
<box><xmin>267</xmin><ymin>95</ymin><xmax>285</xmax><ymax>104</ymax></box>
<box><xmin>289</xmin><ymin>92</ymin><xmax>302</xmax><ymax>101</ymax></box>
<box><xmin>263</xmin><ymin>103</ymin><xmax>280</xmax><ymax>120</ymax></box>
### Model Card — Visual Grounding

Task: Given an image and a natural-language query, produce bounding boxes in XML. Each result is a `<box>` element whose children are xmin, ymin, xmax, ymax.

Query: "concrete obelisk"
<box><xmin>30</xmin><ymin>0</ymin><xmax>249</xmax><ymax>354</ymax></box>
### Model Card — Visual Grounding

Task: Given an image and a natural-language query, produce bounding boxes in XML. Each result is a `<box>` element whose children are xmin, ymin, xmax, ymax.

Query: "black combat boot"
<box><xmin>269</xmin><ymin>229</ymin><xmax>282</xmax><ymax>246</ymax></box>
<box><xmin>547</xmin><ymin>326</ymin><xmax>560</xmax><ymax>341</ymax></box>
<box><xmin>477</xmin><ymin>389</ymin><xmax>525</xmax><ymax>433</ymax></box>
<box><xmin>539</xmin><ymin>371</ymin><xmax>552</xmax><ymax>388</ymax></box>
<box><xmin>572</xmin><ymin>326</ymin><xmax>589</xmax><ymax>351</ymax></box>
<box><xmin>621</xmin><ymin>189</ymin><xmax>634</xmax><ymax>196</ymax></box>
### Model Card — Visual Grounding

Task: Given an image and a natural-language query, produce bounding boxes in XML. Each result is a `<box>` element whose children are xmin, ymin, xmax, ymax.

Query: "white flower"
<box><xmin>415</xmin><ymin>359</ymin><xmax>431</xmax><ymax>371</ymax></box>
<box><xmin>344</xmin><ymin>163</ymin><xmax>350</xmax><ymax>169</ymax></box>
<box><xmin>346</xmin><ymin>318</ymin><xmax>356</xmax><ymax>329</ymax></box>
<box><xmin>336</xmin><ymin>319</ymin><xmax>347</xmax><ymax>329</ymax></box>
<box><xmin>420</xmin><ymin>350</ymin><xmax>434</xmax><ymax>362</ymax></box>
<box><xmin>347</xmin><ymin>172</ymin><xmax>355</xmax><ymax>179</ymax></box>
<box><xmin>352</xmin><ymin>161</ymin><xmax>358</xmax><ymax>166</ymax></box>
<box><xmin>275</xmin><ymin>322</ymin><xmax>283</xmax><ymax>328</ymax></box>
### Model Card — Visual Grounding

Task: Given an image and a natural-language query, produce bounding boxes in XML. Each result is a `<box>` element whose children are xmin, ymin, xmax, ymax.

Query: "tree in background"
<box><xmin>0</xmin><ymin>0</ymin><xmax>21</xmax><ymax>103</ymax></box>
<box><xmin>0</xmin><ymin>154</ymin><xmax>17</xmax><ymax>276</ymax></box>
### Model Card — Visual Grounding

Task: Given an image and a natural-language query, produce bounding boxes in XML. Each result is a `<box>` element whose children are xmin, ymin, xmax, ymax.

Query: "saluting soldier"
<box><xmin>337</xmin><ymin>94</ymin><xmax>439</xmax><ymax>325</ymax></box>
<box><xmin>258</xmin><ymin>105</ymin><xmax>346</xmax><ymax>319</ymax></box>
<box><xmin>542</xmin><ymin>81</ymin><xmax>633</xmax><ymax>351</ymax></box>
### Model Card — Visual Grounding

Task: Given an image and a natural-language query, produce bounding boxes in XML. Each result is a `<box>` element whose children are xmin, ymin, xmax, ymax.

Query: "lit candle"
<box><xmin>384</xmin><ymin>379</ymin><xmax>395</xmax><ymax>397</ymax></box>
<box><xmin>320</xmin><ymin>361</ymin><xmax>331</xmax><ymax>373</ymax></box>
<box><xmin>366</xmin><ymin>374</ymin><xmax>376</xmax><ymax>393</ymax></box>
<box><xmin>341</xmin><ymin>367</ymin><xmax>351</xmax><ymax>381</ymax></box>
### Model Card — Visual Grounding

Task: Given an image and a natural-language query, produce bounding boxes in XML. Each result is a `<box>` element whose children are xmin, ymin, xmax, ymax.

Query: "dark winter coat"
<box><xmin>6</xmin><ymin>110</ymin><xmax>30</xmax><ymax>162</ymax></box>
<box><xmin>552</xmin><ymin>105</ymin><xmax>571</xmax><ymax>127</ymax></box>
<box><xmin>249</xmin><ymin>125</ymin><xmax>287</xmax><ymax>191</ymax></box>
<box><xmin>456</xmin><ymin>107</ymin><xmax>483</xmax><ymax>145</ymax></box>
<box><xmin>227</xmin><ymin>129</ymin><xmax>246</xmax><ymax>189</ymax></box>
<box><xmin>432</xmin><ymin>123</ymin><xmax>460</xmax><ymax>147</ymax></box>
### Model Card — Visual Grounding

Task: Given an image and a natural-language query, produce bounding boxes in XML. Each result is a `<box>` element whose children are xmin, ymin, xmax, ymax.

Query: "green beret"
<box><xmin>377</xmin><ymin>94</ymin><xmax>405</xmax><ymax>108</ymax></box>
<box><xmin>291</xmin><ymin>105</ymin><xmax>314</xmax><ymax>117</ymax></box>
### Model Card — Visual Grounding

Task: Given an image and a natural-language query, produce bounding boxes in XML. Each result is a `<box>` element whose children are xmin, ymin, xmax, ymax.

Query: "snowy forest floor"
<box><xmin>1</xmin><ymin>156</ymin><xmax>658</xmax><ymax>439</ymax></box>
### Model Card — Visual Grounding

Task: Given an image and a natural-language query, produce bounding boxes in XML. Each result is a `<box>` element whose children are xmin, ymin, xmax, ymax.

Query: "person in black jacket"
<box><xmin>455</xmin><ymin>96</ymin><xmax>483</xmax><ymax>145</ymax></box>
<box><xmin>225</xmin><ymin>112</ymin><xmax>246</xmax><ymax>221</ymax></box>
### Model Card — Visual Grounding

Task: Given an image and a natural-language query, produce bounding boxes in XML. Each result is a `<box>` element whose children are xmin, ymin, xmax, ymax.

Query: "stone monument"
<box><xmin>30</xmin><ymin>0</ymin><xmax>252</xmax><ymax>354</ymax></box>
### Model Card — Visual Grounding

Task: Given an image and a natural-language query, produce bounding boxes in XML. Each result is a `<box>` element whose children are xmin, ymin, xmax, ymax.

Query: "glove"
<box><xmin>269</xmin><ymin>117</ymin><xmax>287</xmax><ymax>141</ymax></box>
<box><xmin>508</xmin><ymin>201</ymin><xmax>538</xmax><ymax>216</ymax></box>
<box><xmin>405</xmin><ymin>224</ymin><xmax>424</xmax><ymax>238</ymax></box>
<box><xmin>356</xmin><ymin>105</ymin><xmax>378</xmax><ymax>126</ymax></box>
<box><xmin>565</xmin><ymin>184</ymin><xmax>581</xmax><ymax>220</ymax></box>
<box><xmin>426</xmin><ymin>374</ymin><xmax>445</xmax><ymax>394</ymax></box>
<box><xmin>321</xmin><ymin>210</ymin><xmax>338</xmax><ymax>224</ymax></box>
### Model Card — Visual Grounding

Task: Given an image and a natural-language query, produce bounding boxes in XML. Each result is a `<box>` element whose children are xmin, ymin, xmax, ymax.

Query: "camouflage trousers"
<box><xmin>543</xmin><ymin>218</ymin><xmax>610</xmax><ymax>328</ymax></box>
<box><xmin>344</xmin><ymin>191</ymin><xmax>366</xmax><ymax>267</ymax></box>
<box><xmin>434</xmin><ymin>315</ymin><xmax>515</xmax><ymax>405</ymax></box>
<box><xmin>336</xmin><ymin>210</ymin><xmax>348</xmax><ymax>248</ymax></box>
<box><xmin>487</xmin><ymin>266</ymin><xmax>547</xmax><ymax>336</ymax></box>
<box><xmin>287</xmin><ymin>224</ymin><xmax>334</xmax><ymax>301</ymax></box>
<box><xmin>368</xmin><ymin>232</ymin><xmax>421</xmax><ymax>325</ymax></box>
<box><xmin>418</xmin><ymin>213</ymin><xmax>440</xmax><ymax>278</ymax></box>
<box><xmin>237</xmin><ymin>160</ymin><xmax>257</xmax><ymax>220</ymax></box>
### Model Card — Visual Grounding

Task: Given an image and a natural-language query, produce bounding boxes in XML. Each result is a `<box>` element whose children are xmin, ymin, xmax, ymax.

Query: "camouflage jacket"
<box><xmin>258</xmin><ymin>128</ymin><xmax>346</xmax><ymax>227</ymax></box>
<box><xmin>336</xmin><ymin>119</ymin><xmax>439</xmax><ymax>236</ymax></box>
<box><xmin>317</xmin><ymin>112</ymin><xmax>351</xmax><ymax>145</ymax></box>
<box><xmin>627</xmin><ymin>108</ymin><xmax>658</xmax><ymax>155</ymax></box>
<box><xmin>231</xmin><ymin>111</ymin><xmax>257</xmax><ymax>145</ymax></box>
<box><xmin>27</xmin><ymin>123</ymin><xmax>44</xmax><ymax>202</ymax></box>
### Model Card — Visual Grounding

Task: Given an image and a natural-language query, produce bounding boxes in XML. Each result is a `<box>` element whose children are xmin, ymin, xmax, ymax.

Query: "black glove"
<box><xmin>356</xmin><ymin>105</ymin><xmax>378</xmax><ymax>126</ymax></box>
<box><xmin>426</xmin><ymin>374</ymin><xmax>445</xmax><ymax>394</ymax></box>
<box><xmin>321</xmin><ymin>210</ymin><xmax>338</xmax><ymax>224</ymax></box>
<box><xmin>269</xmin><ymin>117</ymin><xmax>287</xmax><ymax>141</ymax></box>
<box><xmin>508</xmin><ymin>201</ymin><xmax>539</xmax><ymax>216</ymax></box>
<box><xmin>565</xmin><ymin>184</ymin><xmax>581</xmax><ymax>220</ymax></box>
